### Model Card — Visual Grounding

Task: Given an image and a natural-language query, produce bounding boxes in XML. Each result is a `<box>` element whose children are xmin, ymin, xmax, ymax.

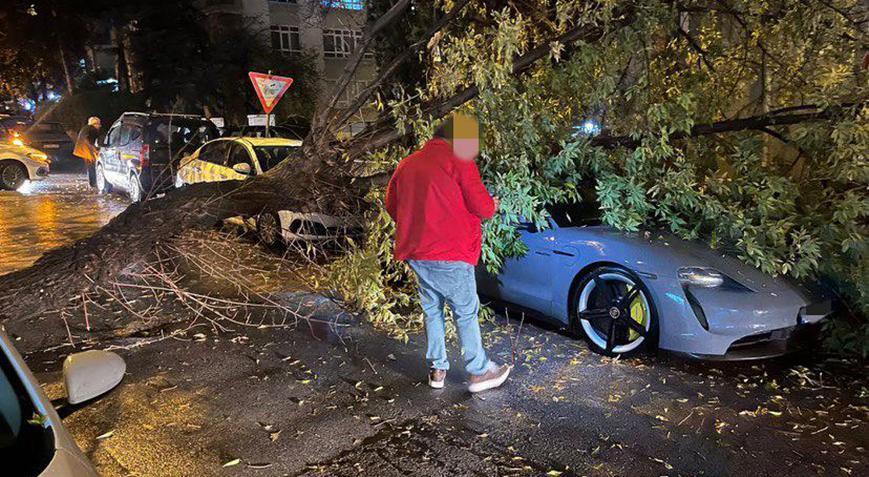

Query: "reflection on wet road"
<box><xmin>0</xmin><ymin>173</ymin><xmax>129</xmax><ymax>275</ymax></box>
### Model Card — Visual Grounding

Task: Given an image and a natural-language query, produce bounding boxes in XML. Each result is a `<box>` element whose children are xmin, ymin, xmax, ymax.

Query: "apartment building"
<box><xmin>201</xmin><ymin>0</ymin><xmax>376</xmax><ymax>111</ymax></box>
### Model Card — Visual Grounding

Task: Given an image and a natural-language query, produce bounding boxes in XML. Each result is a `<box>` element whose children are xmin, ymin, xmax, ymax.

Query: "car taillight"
<box><xmin>140</xmin><ymin>144</ymin><xmax>150</xmax><ymax>170</ymax></box>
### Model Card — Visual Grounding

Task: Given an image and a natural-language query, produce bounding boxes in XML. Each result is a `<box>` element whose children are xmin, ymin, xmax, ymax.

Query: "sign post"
<box><xmin>248</xmin><ymin>71</ymin><xmax>293</xmax><ymax>137</ymax></box>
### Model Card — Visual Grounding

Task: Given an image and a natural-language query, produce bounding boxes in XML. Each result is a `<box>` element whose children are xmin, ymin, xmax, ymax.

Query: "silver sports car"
<box><xmin>477</xmin><ymin>201</ymin><xmax>832</xmax><ymax>360</ymax></box>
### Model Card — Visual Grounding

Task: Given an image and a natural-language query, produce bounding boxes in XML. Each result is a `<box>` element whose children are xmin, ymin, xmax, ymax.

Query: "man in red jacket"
<box><xmin>385</xmin><ymin>114</ymin><xmax>511</xmax><ymax>393</ymax></box>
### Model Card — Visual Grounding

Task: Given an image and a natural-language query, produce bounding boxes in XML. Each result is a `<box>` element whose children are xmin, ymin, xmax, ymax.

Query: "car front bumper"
<box><xmin>682</xmin><ymin>321</ymin><xmax>826</xmax><ymax>361</ymax></box>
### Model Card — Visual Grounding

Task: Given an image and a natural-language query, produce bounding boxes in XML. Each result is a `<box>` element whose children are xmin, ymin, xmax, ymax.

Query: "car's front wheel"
<box><xmin>571</xmin><ymin>266</ymin><xmax>658</xmax><ymax>358</ymax></box>
<box><xmin>256</xmin><ymin>209</ymin><xmax>283</xmax><ymax>249</ymax></box>
<box><xmin>95</xmin><ymin>163</ymin><xmax>111</xmax><ymax>194</ymax></box>
<box><xmin>128</xmin><ymin>173</ymin><xmax>143</xmax><ymax>202</ymax></box>
<box><xmin>0</xmin><ymin>161</ymin><xmax>27</xmax><ymax>191</ymax></box>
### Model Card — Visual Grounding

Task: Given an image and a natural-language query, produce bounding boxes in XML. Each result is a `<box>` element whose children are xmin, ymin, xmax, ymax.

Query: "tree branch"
<box><xmin>677</xmin><ymin>26</ymin><xmax>715</xmax><ymax>72</ymax></box>
<box><xmin>311</xmin><ymin>0</ymin><xmax>412</xmax><ymax>140</ymax></box>
<box><xmin>324</xmin><ymin>0</ymin><xmax>475</xmax><ymax>138</ymax></box>
<box><xmin>590</xmin><ymin>104</ymin><xmax>858</xmax><ymax>149</ymax></box>
<box><xmin>340</xmin><ymin>7</ymin><xmax>636</xmax><ymax>156</ymax></box>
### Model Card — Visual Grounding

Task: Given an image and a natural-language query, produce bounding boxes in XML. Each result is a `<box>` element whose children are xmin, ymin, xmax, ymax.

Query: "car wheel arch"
<box><xmin>0</xmin><ymin>158</ymin><xmax>30</xmax><ymax>183</ymax></box>
<box><xmin>567</xmin><ymin>262</ymin><xmax>662</xmax><ymax>354</ymax></box>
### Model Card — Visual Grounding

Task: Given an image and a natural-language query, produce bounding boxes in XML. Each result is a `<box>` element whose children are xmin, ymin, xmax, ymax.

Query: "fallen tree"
<box><xmin>1</xmin><ymin>0</ymin><xmax>866</xmax><ymax>354</ymax></box>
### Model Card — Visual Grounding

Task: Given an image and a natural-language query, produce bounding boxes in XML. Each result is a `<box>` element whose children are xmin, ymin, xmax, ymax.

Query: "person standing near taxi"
<box><xmin>385</xmin><ymin>113</ymin><xmax>511</xmax><ymax>393</ymax></box>
<box><xmin>73</xmin><ymin>116</ymin><xmax>101</xmax><ymax>187</ymax></box>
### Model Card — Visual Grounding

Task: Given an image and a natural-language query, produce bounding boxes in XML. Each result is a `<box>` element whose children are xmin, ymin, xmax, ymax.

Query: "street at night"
<box><xmin>0</xmin><ymin>173</ymin><xmax>128</xmax><ymax>275</ymax></box>
<box><xmin>1</xmin><ymin>1</ymin><xmax>867</xmax><ymax>476</ymax></box>
<box><xmin>0</xmin><ymin>177</ymin><xmax>863</xmax><ymax>475</ymax></box>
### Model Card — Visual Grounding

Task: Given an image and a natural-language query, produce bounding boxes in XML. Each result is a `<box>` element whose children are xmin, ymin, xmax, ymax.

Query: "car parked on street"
<box><xmin>96</xmin><ymin>112</ymin><xmax>219</xmax><ymax>202</ymax></box>
<box><xmin>1</xmin><ymin>118</ymin><xmax>76</xmax><ymax>170</ymax></box>
<box><xmin>175</xmin><ymin>136</ymin><xmax>357</xmax><ymax>246</ymax></box>
<box><xmin>477</xmin><ymin>195</ymin><xmax>832</xmax><ymax>360</ymax></box>
<box><xmin>0</xmin><ymin>143</ymin><xmax>50</xmax><ymax>190</ymax></box>
<box><xmin>0</xmin><ymin>327</ymin><xmax>126</xmax><ymax>476</ymax></box>
<box><xmin>175</xmin><ymin>136</ymin><xmax>301</xmax><ymax>186</ymax></box>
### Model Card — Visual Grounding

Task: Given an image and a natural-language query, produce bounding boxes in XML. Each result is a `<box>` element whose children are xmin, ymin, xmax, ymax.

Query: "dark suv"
<box><xmin>96</xmin><ymin>112</ymin><xmax>219</xmax><ymax>201</ymax></box>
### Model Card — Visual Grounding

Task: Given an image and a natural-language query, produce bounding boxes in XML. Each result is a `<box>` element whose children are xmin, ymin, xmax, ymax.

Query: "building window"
<box><xmin>323</xmin><ymin>29</ymin><xmax>371</xmax><ymax>58</ymax></box>
<box><xmin>322</xmin><ymin>0</ymin><xmax>365</xmax><ymax>10</ymax></box>
<box><xmin>271</xmin><ymin>25</ymin><xmax>301</xmax><ymax>53</ymax></box>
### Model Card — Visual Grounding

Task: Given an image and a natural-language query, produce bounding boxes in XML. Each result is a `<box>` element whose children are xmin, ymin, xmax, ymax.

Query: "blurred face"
<box><xmin>450</xmin><ymin>113</ymin><xmax>480</xmax><ymax>161</ymax></box>
<box><xmin>453</xmin><ymin>138</ymin><xmax>479</xmax><ymax>160</ymax></box>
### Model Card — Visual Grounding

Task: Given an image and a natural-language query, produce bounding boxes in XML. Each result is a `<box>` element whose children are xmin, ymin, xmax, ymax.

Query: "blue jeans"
<box><xmin>408</xmin><ymin>260</ymin><xmax>492</xmax><ymax>376</ymax></box>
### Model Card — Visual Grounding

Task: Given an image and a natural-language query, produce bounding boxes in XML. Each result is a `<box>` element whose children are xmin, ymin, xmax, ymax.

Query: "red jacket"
<box><xmin>385</xmin><ymin>138</ymin><xmax>495</xmax><ymax>265</ymax></box>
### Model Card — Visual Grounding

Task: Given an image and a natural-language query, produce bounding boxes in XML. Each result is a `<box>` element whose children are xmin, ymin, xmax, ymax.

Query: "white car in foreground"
<box><xmin>0</xmin><ymin>143</ymin><xmax>50</xmax><ymax>190</ymax></box>
<box><xmin>0</xmin><ymin>328</ymin><xmax>125</xmax><ymax>476</ymax></box>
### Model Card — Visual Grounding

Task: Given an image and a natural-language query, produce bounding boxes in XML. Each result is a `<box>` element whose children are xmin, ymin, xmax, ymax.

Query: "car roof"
<box><xmin>234</xmin><ymin>136</ymin><xmax>303</xmax><ymax>147</ymax></box>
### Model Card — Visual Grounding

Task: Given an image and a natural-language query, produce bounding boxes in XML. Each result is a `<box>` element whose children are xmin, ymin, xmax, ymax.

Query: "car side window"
<box><xmin>127</xmin><ymin>125</ymin><xmax>142</xmax><ymax>143</ymax></box>
<box><xmin>546</xmin><ymin>189</ymin><xmax>602</xmax><ymax>227</ymax></box>
<box><xmin>118</xmin><ymin>124</ymin><xmax>132</xmax><ymax>146</ymax></box>
<box><xmin>227</xmin><ymin>144</ymin><xmax>253</xmax><ymax>169</ymax></box>
<box><xmin>199</xmin><ymin>141</ymin><xmax>228</xmax><ymax>166</ymax></box>
<box><xmin>105</xmin><ymin>126</ymin><xmax>122</xmax><ymax>147</ymax></box>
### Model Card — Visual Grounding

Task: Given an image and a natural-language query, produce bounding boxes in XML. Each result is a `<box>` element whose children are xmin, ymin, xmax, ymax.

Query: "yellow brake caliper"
<box><xmin>628</xmin><ymin>288</ymin><xmax>647</xmax><ymax>341</ymax></box>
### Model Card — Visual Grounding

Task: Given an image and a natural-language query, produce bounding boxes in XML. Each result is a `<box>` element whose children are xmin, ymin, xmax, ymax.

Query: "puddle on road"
<box><xmin>0</xmin><ymin>174</ymin><xmax>129</xmax><ymax>275</ymax></box>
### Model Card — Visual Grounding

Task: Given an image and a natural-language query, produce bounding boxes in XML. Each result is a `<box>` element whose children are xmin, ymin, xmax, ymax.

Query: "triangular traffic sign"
<box><xmin>249</xmin><ymin>72</ymin><xmax>294</xmax><ymax>113</ymax></box>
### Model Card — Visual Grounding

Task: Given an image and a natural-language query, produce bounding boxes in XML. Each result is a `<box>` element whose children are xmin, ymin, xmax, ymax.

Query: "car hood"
<box><xmin>556</xmin><ymin>225</ymin><xmax>816</xmax><ymax>301</ymax></box>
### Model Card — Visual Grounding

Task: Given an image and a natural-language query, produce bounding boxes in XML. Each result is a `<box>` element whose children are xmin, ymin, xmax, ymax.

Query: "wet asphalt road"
<box><xmin>0</xmin><ymin>172</ymin><xmax>129</xmax><ymax>275</ymax></box>
<box><xmin>3</xmin><ymin>173</ymin><xmax>866</xmax><ymax>477</ymax></box>
<box><xmin>28</xmin><ymin>305</ymin><xmax>868</xmax><ymax>477</ymax></box>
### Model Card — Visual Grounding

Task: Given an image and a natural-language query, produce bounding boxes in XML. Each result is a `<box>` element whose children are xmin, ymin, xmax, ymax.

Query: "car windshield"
<box><xmin>0</xmin><ymin>345</ymin><xmax>55</xmax><ymax>476</ymax></box>
<box><xmin>546</xmin><ymin>191</ymin><xmax>602</xmax><ymax>227</ymax></box>
<box><xmin>253</xmin><ymin>146</ymin><xmax>298</xmax><ymax>172</ymax></box>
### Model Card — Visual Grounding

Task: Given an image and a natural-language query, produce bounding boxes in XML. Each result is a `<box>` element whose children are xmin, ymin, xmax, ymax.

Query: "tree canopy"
<box><xmin>330</xmin><ymin>0</ymin><xmax>867</xmax><ymax>354</ymax></box>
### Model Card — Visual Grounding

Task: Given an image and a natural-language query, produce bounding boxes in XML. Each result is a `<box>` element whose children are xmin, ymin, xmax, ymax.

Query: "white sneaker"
<box><xmin>429</xmin><ymin>369</ymin><xmax>446</xmax><ymax>389</ymax></box>
<box><xmin>468</xmin><ymin>363</ymin><xmax>511</xmax><ymax>393</ymax></box>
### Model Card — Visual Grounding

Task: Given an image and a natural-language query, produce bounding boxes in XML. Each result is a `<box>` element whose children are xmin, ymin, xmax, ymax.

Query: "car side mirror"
<box><xmin>232</xmin><ymin>163</ymin><xmax>252</xmax><ymax>175</ymax></box>
<box><xmin>63</xmin><ymin>350</ymin><xmax>125</xmax><ymax>405</ymax></box>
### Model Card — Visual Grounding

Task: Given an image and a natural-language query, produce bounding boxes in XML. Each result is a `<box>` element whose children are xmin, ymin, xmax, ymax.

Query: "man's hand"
<box><xmin>492</xmin><ymin>196</ymin><xmax>501</xmax><ymax>211</ymax></box>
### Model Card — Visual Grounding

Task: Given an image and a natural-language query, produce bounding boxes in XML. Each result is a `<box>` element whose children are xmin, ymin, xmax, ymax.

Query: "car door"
<box><xmin>116</xmin><ymin>124</ymin><xmax>138</xmax><ymax>183</ymax></box>
<box><xmin>181</xmin><ymin>142</ymin><xmax>215</xmax><ymax>184</ymax></box>
<box><xmin>99</xmin><ymin>124</ymin><xmax>122</xmax><ymax>184</ymax></box>
<box><xmin>177</xmin><ymin>146</ymin><xmax>202</xmax><ymax>185</ymax></box>
<box><xmin>196</xmin><ymin>140</ymin><xmax>232</xmax><ymax>183</ymax></box>
<box><xmin>496</xmin><ymin>221</ymin><xmax>559</xmax><ymax>314</ymax></box>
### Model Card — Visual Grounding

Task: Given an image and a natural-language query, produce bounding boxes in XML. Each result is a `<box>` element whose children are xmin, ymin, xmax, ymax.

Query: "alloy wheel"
<box><xmin>577</xmin><ymin>272</ymin><xmax>651</xmax><ymax>355</ymax></box>
<box><xmin>258</xmin><ymin>212</ymin><xmax>279</xmax><ymax>246</ymax></box>
<box><xmin>1</xmin><ymin>163</ymin><xmax>26</xmax><ymax>190</ymax></box>
<box><xmin>128</xmin><ymin>174</ymin><xmax>142</xmax><ymax>202</ymax></box>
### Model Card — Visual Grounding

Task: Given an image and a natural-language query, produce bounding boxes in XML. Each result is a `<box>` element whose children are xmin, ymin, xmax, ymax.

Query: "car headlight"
<box><xmin>678</xmin><ymin>267</ymin><xmax>725</xmax><ymax>288</ymax></box>
<box><xmin>11</xmin><ymin>137</ymin><xmax>25</xmax><ymax>146</ymax></box>
<box><xmin>28</xmin><ymin>152</ymin><xmax>49</xmax><ymax>162</ymax></box>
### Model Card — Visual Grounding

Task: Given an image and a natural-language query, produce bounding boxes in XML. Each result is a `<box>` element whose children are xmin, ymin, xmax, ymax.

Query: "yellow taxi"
<box><xmin>174</xmin><ymin>136</ymin><xmax>301</xmax><ymax>187</ymax></box>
